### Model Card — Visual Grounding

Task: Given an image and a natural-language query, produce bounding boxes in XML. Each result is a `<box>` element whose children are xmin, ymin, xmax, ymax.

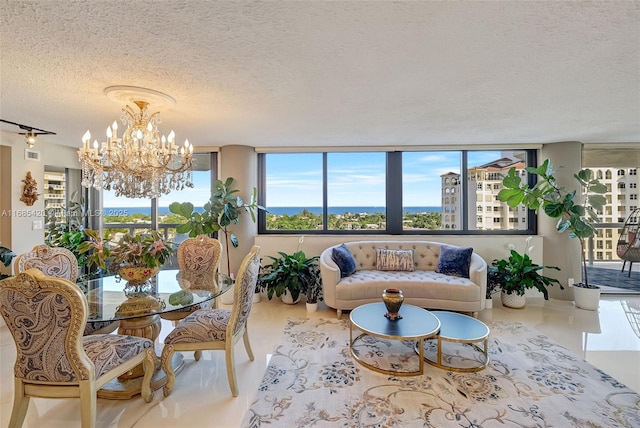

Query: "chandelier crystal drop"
<box><xmin>78</xmin><ymin>100</ymin><xmax>194</xmax><ymax>199</ymax></box>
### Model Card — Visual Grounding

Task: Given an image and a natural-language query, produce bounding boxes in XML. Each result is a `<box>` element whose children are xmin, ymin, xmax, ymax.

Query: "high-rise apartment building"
<box><xmin>590</xmin><ymin>167</ymin><xmax>639</xmax><ymax>261</ymax></box>
<box><xmin>442</xmin><ymin>162</ymin><xmax>639</xmax><ymax>261</ymax></box>
<box><xmin>441</xmin><ymin>157</ymin><xmax>527</xmax><ymax>231</ymax></box>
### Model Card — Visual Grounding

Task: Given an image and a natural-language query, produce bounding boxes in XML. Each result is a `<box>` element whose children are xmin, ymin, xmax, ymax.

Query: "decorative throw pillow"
<box><xmin>332</xmin><ymin>244</ymin><xmax>357</xmax><ymax>278</ymax></box>
<box><xmin>436</xmin><ymin>245</ymin><xmax>473</xmax><ymax>278</ymax></box>
<box><xmin>376</xmin><ymin>248</ymin><xmax>415</xmax><ymax>271</ymax></box>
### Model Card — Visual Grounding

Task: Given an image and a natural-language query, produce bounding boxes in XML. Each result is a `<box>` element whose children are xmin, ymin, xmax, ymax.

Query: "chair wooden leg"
<box><xmin>621</xmin><ymin>260</ymin><xmax>627</xmax><ymax>272</ymax></box>
<box><xmin>79</xmin><ymin>380</ymin><xmax>97</xmax><ymax>428</ymax></box>
<box><xmin>629</xmin><ymin>262</ymin><xmax>634</xmax><ymax>277</ymax></box>
<box><xmin>225</xmin><ymin>341</ymin><xmax>238</xmax><ymax>397</ymax></box>
<box><xmin>140</xmin><ymin>348</ymin><xmax>155</xmax><ymax>403</ymax></box>
<box><xmin>337</xmin><ymin>309</ymin><xmax>342</xmax><ymax>319</ymax></box>
<box><xmin>243</xmin><ymin>327</ymin><xmax>255</xmax><ymax>361</ymax></box>
<box><xmin>8</xmin><ymin>378</ymin><xmax>29</xmax><ymax>428</ymax></box>
<box><xmin>161</xmin><ymin>344</ymin><xmax>176</xmax><ymax>397</ymax></box>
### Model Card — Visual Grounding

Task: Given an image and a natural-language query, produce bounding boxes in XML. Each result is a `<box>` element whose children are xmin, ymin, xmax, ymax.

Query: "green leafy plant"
<box><xmin>498</xmin><ymin>159</ymin><xmax>606</xmax><ymax>289</ymax></box>
<box><xmin>491</xmin><ymin>237</ymin><xmax>563</xmax><ymax>299</ymax></box>
<box><xmin>78</xmin><ymin>229</ymin><xmax>174</xmax><ymax>271</ymax></box>
<box><xmin>169</xmin><ymin>177</ymin><xmax>264</xmax><ymax>275</ymax></box>
<box><xmin>0</xmin><ymin>246</ymin><xmax>16</xmax><ymax>280</ymax></box>
<box><xmin>45</xmin><ymin>191</ymin><xmax>90</xmax><ymax>268</ymax></box>
<box><xmin>259</xmin><ymin>237</ymin><xmax>320</xmax><ymax>303</ymax></box>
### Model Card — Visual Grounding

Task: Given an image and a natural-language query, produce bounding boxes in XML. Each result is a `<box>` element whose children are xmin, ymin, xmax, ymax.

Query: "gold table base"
<box><xmin>418</xmin><ymin>336</ymin><xmax>489</xmax><ymax>373</ymax></box>
<box><xmin>97</xmin><ymin>313</ymin><xmax>185</xmax><ymax>399</ymax></box>
<box><xmin>349</xmin><ymin>324</ymin><xmax>427</xmax><ymax>377</ymax></box>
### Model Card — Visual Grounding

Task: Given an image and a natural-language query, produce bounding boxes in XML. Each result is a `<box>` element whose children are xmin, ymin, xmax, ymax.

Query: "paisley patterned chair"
<box><xmin>0</xmin><ymin>269</ymin><xmax>156</xmax><ymax>428</ymax></box>
<box><xmin>161</xmin><ymin>235</ymin><xmax>223</xmax><ymax>322</ymax></box>
<box><xmin>15</xmin><ymin>244</ymin><xmax>119</xmax><ymax>335</ymax></box>
<box><xmin>161</xmin><ymin>245</ymin><xmax>260</xmax><ymax>397</ymax></box>
<box><xmin>15</xmin><ymin>244</ymin><xmax>79</xmax><ymax>282</ymax></box>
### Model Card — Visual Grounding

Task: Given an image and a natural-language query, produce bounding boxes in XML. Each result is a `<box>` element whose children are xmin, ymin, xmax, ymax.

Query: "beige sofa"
<box><xmin>320</xmin><ymin>241</ymin><xmax>487</xmax><ymax>318</ymax></box>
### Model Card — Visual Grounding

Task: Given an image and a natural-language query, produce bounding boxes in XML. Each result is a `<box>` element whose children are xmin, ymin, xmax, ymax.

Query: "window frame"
<box><xmin>257</xmin><ymin>150</ymin><xmax>537</xmax><ymax>235</ymax></box>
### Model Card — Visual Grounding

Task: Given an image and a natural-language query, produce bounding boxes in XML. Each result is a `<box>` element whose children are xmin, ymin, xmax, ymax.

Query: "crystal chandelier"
<box><xmin>78</xmin><ymin>96</ymin><xmax>194</xmax><ymax>199</ymax></box>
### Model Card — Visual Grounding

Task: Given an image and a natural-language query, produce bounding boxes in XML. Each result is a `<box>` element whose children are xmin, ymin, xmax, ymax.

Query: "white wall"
<box><xmin>0</xmin><ymin>130</ymin><xmax>79</xmax><ymax>260</ymax></box>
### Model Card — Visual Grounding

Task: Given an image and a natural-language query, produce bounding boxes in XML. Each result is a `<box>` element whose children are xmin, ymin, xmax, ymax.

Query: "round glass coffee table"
<box><xmin>349</xmin><ymin>303</ymin><xmax>441</xmax><ymax>376</ymax></box>
<box><xmin>419</xmin><ymin>310</ymin><xmax>490</xmax><ymax>373</ymax></box>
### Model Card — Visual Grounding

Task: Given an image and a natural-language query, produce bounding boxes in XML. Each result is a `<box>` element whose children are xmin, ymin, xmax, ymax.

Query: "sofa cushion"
<box><xmin>332</xmin><ymin>244</ymin><xmax>357</xmax><ymax>278</ymax></box>
<box><xmin>376</xmin><ymin>248</ymin><xmax>414</xmax><ymax>271</ymax></box>
<box><xmin>336</xmin><ymin>270</ymin><xmax>480</xmax><ymax>302</ymax></box>
<box><xmin>436</xmin><ymin>244</ymin><xmax>473</xmax><ymax>278</ymax></box>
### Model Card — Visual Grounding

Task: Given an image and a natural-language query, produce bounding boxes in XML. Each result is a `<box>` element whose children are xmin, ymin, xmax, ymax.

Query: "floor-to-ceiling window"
<box><xmin>97</xmin><ymin>152</ymin><xmax>216</xmax><ymax>267</ymax></box>
<box><xmin>258</xmin><ymin>149</ymin><xmax>536</xmax><ymax>235</ymax></box>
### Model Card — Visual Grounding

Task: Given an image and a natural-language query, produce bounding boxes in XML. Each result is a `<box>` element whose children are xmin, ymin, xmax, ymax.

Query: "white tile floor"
<box><xmin>1</xmin><ymin>294</ymin><xmax>639</xmax><ymax>428</ymax></box>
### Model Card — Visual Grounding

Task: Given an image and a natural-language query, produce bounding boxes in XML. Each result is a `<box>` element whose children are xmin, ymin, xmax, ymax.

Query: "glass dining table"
<box><xmin>81</xmin><ymin>269</ymin><xmax>234</xmax><ymax>400</ymax></box>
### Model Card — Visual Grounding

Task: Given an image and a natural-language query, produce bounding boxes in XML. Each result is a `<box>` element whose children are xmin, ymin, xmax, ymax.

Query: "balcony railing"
<box><xmin>103</xmin><ymin>222</ymin><xmax>624</xmax><ymax>266</ymax></box>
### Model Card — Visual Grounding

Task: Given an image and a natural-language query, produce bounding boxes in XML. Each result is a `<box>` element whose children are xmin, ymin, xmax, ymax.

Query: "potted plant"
<box><xmin>169</xmin><ymin>177</ymin><xmax>264</xmax><ymax>276</ymax></box>
<box><xmin>0</xmin><ymin>245</ymin><xmax>16</xmax><ymax>280</ymax></box>
<box><xmin>304</xmin><ymin>274</ymin><xmax>323</xmax><ymax>312</ymax></box>
<box><xmin>498</xmin><ymin>159</ymin><xmax>606</xmax><ymax>310</ymax></box>
<box><xmin>491</xmin><ymin>237</ymin><xmax>562</xmax><ymax>308</ymax></box>
<box><xmin>259</xmin><ymin>237</ymin><xmax>320</xmax><ymax>304</ymax></box>
<box><xmin>78</xmin><ymin>229</ymin><xmax>175</xmax><ymax>285</ymax></box>
<box><xmin>485</xmin><ymin>268</ymin><xmax>502</xmax><ymax>309</ymax></box>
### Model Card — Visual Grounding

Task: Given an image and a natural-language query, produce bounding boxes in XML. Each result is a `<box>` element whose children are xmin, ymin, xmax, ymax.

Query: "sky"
<box><xmin>103</xmin><ymin>150</ymin><xmax>506</xmax><ymax>208</ymax></box>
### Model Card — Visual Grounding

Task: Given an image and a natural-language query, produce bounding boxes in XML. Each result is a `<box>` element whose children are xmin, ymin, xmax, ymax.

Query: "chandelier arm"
<box><xmin>78</xmin><ymin>94</ymin><xmax>193</xmax><ymax>199</ymax></box>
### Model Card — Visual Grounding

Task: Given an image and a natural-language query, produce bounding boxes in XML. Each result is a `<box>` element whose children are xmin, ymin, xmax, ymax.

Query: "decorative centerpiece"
<box><xmin>78</xmin><ymin>229</ymin><xmax>175</xmax><ymax>293</ymax></box>
<box><xmin>382</xmin><ymin>288</ymin><xmax>404</xmax><ymax>320</ymax></box>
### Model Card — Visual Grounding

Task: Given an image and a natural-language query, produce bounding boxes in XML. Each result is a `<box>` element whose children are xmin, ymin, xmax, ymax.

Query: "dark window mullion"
<box><xmin>387</xmin><ymin>152</ymin><xmax>402</xmax><ymax>234</ymax></box>
<box><xmin>323</xmin><ymin>153</ymin><xmax>328</xmax><ymax>231</ymax></box>
<box><xmin>461</xmin><ymin>151</ymin><xmax>469</xmax><ymax>232</ymax></box>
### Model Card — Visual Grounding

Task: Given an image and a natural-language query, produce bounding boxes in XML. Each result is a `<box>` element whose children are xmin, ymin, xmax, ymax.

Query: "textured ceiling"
<box><xmin>0</xmin><ymin>1</ymin><xmax>638</xmax><ymax>149</ymax></box>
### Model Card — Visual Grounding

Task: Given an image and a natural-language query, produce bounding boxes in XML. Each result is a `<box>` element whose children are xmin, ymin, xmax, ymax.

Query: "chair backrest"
<box><xmin>177</xmin><ymin>235</ymin><xmax>223</xmax><ymax>274</ymax></box>
<box><xmin>0</xmin><ymin>269</ymin><xmax>91</xmax><ymax>383</ymax></box>
<box><xmin>617</xmin><ymin>208</ymin><xmax>640</xmax><ymax>256</ymax></box>
<box><xmin>228</xmin><ymin>246</ymin><xmax>260</xmax><ymax>337</ymax></box>
<box><xmin>15</xmin><ymin>244</ymin><xmax>79</xmax><ymax>283</ymax></box>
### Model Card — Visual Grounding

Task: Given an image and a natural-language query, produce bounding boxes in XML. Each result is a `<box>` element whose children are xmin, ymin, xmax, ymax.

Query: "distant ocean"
<box><xmin>104</xmin><ymin>206</ymin><xmax>441</xmax><ymax>216</ymax></box>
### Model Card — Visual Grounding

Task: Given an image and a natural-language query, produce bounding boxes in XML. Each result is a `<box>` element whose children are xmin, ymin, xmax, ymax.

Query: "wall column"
<box><xmin>218</xmin><ymin>144</ymin><xmax>258</xmax><ymax>275</ymax></box>
<box><xmin>540</xmin><ymin>141</ymin><xmax>583</xmax><ymax>300</ymax></box>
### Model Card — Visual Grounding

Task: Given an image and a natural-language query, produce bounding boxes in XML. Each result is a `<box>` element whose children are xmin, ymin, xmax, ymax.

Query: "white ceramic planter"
<box><xmin>574</xmin><ymin>286</ymin><xmax>601</xmax><ymax>311</ymax></box>
<box><xmin>280</xmin><ymin>290</ymin><xmax>301</xmax><ymax>305</ymax></box>
<box><xmin>501</xmin><ymin>291</ymin><xmax>526</xmax><ymax>309</ymax></box>
<box><xmin>306</xmin><ymin>302</ymin><xmax>318</xmax><ymax>312</ymax></box>
<box><xmin>252</xmin><ymin>292</ymin><xmax>261</xmax><ymax>303</ymax></box>
<box><xmin>485</xmin><ymin>298</ymin><xmax>493</xmax><ymax>309</ymax></box>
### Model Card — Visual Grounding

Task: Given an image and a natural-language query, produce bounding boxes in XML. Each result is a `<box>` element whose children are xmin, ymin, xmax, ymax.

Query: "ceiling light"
<box><xmin>24</xmin><ymin>132</ymin><xmax>37</xmax><ymax>148</ymax></box>
<box><xmin>0</xmin><ymin>119</ymin><xmax>56</xmax><ymax>147</ymax></box>
<box><xmin>78</xmin><ymin>87</ymin><xmax>194</xmax><ymax>199</ymax></box>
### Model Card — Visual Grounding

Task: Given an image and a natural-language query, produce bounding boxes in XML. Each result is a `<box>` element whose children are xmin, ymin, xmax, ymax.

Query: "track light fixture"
<box><xmin>0</xmin><ymin>119</ymin><xmax>57</xmax><ymax>148</ymax></box>
<box><xmin>24</xmin><ymin>132</ymin><xmax>37</xmax><ymax>148</ymax></box>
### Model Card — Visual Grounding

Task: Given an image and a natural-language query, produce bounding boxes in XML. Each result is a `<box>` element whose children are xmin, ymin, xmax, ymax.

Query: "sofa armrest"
<box><xmin>469</xmin><ymin>253</ymin><xmax>488</xmax><ymax>309</ymax></box>
<box><xmin>320</xmin><ymin>247</ymin><xmax>340</xmax><ymax>308</ymax></box>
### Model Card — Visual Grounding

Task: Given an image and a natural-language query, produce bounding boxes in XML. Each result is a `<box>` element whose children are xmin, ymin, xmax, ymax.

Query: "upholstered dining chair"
<box><xmin>15</xmin><ymin>244</ymin><xmax>79</xmax><ymax>282</ymax></box>
<box><xmin>0</xmin><ymin>269</ymin><xmax>156</xmax><ymax>428</ymax></box>
<box><xmin>161</xmin><ymin>245</ymin><xmax>260</xmax><ymax>397</ymax></box>
<box><xmin>161</xmin><ymin>235</ymin><xmax>223</xmax><ymax>323</ymax></box>
<box><xmin>15</xmin><ymin>244</ymin><xmax>119</xmax><ymax>335</ymax></box>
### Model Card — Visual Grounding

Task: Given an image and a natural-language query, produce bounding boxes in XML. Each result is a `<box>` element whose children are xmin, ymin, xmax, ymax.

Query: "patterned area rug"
<box><xmin>242</xmin><ymin>317</ymin><xmax>639</xmax><ymax>427</ymax></box>
<box><xmin>587</xmin><ymin>266</ymin><xmax>640</xmax><ymax>293</ymax></box>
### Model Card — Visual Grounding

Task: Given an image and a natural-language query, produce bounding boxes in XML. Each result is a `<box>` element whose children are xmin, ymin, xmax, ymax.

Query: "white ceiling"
<box><xmin>1</xmin><ymin>1</ymin><xmax>639</xmax><ymax>150</ymax></box>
